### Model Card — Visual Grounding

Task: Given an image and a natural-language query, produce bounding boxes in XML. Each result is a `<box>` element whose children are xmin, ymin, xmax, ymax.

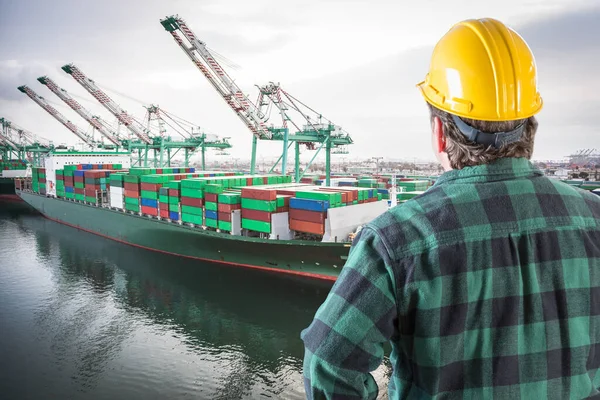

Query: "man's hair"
<box><xmin>427</xmin><ymin>103</ymin><xmax>539</xmax><ymax>169</ymax></box>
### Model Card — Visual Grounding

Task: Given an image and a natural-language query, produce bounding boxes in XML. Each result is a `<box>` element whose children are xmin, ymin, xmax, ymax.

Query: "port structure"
<box><xmin>0</xmin><ymin>117</ymin><xmax>53</xmax><ymax>166</ymax></box>
<box><xmin>56</xmin><ymin>64</ymin><xmax>232</xmax><ymax>168</ymax></box>
<box><xmin>160</xmin><ymin>15</ymin><xmax>353</xmax><ymax>185</ymax></box>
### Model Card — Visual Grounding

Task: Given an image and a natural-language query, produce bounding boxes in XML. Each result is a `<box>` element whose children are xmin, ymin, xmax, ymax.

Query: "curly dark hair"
<box><xmin>427</xmin><ymin>103</ymin><xmax>539</xmax><ymax>170</ymax></box>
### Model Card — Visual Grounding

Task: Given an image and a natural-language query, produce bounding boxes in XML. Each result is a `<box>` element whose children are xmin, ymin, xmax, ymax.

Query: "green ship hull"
<box><xmin>17</xmin><ymin>190</ymin><xmax>349</xmax><ymax>281</ymax></box>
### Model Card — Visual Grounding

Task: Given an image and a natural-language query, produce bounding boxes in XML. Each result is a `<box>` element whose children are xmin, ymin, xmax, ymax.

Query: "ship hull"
<box><xmin>18</xmin><ymin>190</ymin><xmax>350</xmax><ymax>281</ymax></box>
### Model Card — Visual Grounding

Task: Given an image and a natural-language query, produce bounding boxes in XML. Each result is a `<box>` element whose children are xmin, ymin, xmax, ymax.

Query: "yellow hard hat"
<box><xmin>417</xmin><ymin>18</ymin><xmax>543</xmax><ymax>121</ymax></box>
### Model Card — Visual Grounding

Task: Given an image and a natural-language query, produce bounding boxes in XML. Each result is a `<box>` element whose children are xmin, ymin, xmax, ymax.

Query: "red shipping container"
<box><xmin>92</xmin><ymin>164</ymin><xmax>99</xmax><ymax>170</ymax></box>
<box><xmin>74</xmin><ymin>188</ymin><xmax>85</xmax><ymax>195</ymax></box>
<box><xmin>124</xmin><ymin>182</ymin><xmax>139</xmax><ymax>191</ymax></box>
<box><xmin>290</xmin><ymin>219</ymin><xmax>325</xmax><ymax>235</ymax></box>
<box><xmin>246</xmin><ymin>178</ymin><xmax>253</xmax><ymax>186</ymax></box>
<box><xmin>141</xmin><ymin>206</ymin><xmax>158</xmax><ymax>216</ymax></box>
<box><xmin>141</xmin><ymin>183</ymin><xmax>160</xmax><ymax>192</ymax></box>
<box><xmin>218</xmin><ymin>203</ymin><xmax>241</xmax><ymax>212</ymax></box>
<box><xmin>169</xmin><ymin>189</ymin><xmax>180</xmax><ymax>197</ymax></box>
<box><xmin>156</xmin><ymin>168</ymin><xmax>163</xmax><ymax>174</ymax></box>
<box><xmin>205</xmin><ymin>193</ymin><xmax>218</xmax><ymax>203</ymax></box>
<box><xmin>84</xmin><ymin>189</ymin><xmax>96</xmax><ymax>196</ymax></box>
<box><xmin>276</xmin><ymin>206</ymin><xmax>289</xmax><ymax>213</ymax></box>
<box><xmin>77</xmin><ymin>165</ymin><xmax>82</xmax><ymax>170</ymax></box>
<box><xmin>85</xmin><ymin>184</ymin><xmax>101</xmax><ymax>190</ymax></box>
<box><xmin>181</xmin><ymin>197</ymin><xmax>203</xmax><ymax>207</ymax></box>
<box><xmin>262</xmin><ymin>177</ymin><xmax>268</xmax><ymax>184</ymax></box>
<box><xmin>241</xmin><ymin>187</ymin><xmax>277</xmax><ymax>201</ymax></box>
<box><xmin>160</xmin><ymin>209</ymin><xmax>170</xmax><ymax>218</ymax></box>
<box><xmin>74</xmin><ymin>176</ymin><xmax>84</xmax><ymax>183</ymax></box>
<box><xmin>159</xmin><ymin>203</ymin><xmax>169</xmax><ymax>211</ymax></box>
<box><xmin>289</xmin><ymin>208</ymin><xmax>326</xmax><ymax>224</ymax></box>
<box><xmin>218</xmin><ymin>212</ymin><xmax>232</xmax><ymax>222</ymax></box>
<box><xmin>241</xmin><ymin>209</ymin><xmax>271</xmax><ymax>223</ymax></box>
<box><xmin>39</xmin><ymin>178</ymin><xmax>46</xmax><ymax>183</ymax></box>
<box><xmin>124</xmin><ymin>189</ymin><xmax>139</xmax><ymax>198</ymax></box>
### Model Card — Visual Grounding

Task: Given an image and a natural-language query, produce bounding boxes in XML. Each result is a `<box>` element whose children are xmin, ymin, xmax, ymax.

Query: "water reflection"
<box><xmin>2</xmin><ymin>210</ymin><xmax>333</xmax><ymax>399</ymax></box>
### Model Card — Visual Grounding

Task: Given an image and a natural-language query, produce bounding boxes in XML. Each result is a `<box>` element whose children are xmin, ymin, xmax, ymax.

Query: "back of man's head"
<box><xmin>417</xmin><ymin>18</ymin><xmax>543</xmax><ymax>169</ymax></box>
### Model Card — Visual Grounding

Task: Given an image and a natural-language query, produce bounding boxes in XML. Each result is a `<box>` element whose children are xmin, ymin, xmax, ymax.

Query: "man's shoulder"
<box><xmin>366</xmin><ymin>185</ymin><xmax>452</xmax><ymax>259</ymax></box>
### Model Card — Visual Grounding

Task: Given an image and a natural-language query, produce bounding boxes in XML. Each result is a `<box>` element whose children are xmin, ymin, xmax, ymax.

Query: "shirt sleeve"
<box><xmin>300</xmin><ymin>226</ymin><xmax>398</xmax><ymax>400</ymax></box>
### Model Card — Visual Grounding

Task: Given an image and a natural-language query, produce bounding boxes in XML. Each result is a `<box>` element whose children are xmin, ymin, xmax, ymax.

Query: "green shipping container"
<box><xmin>241</xmin><ymin>198</ymin><xmax>277</xmax><ymax>212</ymax></box>
<box><xmin>169</xmin><ymin>197</ymin><xmax>179</xmax><ymax>205</ymax></box>
<box><xmin>125</xmin><ymin>197</ymin><xmax>140</xmax><ymax>205</ymax></box>
<box><xmin>206</xmin><ymin>218</ymin><xmax>218</xmax><ymax>229</ymax></box>
<box><xmin>181</xmin><ymin>213</ymin><xmax>202</xmax><ymax>225</ymax></box>
<box><xmin>296</xmin><ymin>191</ymin><xmax>341</xmax><ymax>206</ymax></box>
<box><xmin>205</xmin><ymin>202</ymin><xmax>218</xmax><ymax>211</ymax></box>
<box><xmin>180</xmin><ymin>187</ymin><xmax>203</xmax><ymax>199</ymax></box>
<box><xmin>75</xmin><ymin>182</ymin><xmax>84</xmax><ymax>189</ymax></box>
<box><xmin>65</xmin><ymin>192</ymin><xmax>75</xmax><ymax>199</ymax></box>
<box><xmin>218</xmin><ymin>193</ymin><xmax>241</xmax><ymax>204</ymax></box>
<box><xmin>159</xmin><ymin>195</ymin><xmax>169</xmax><ymax>203</ymax></box>
<box><xmin>141</xmin><ymin>190</ymin><xmax>158</xmax><ymax>200</ymax></box>
<box><xmin>75</xmin><ymin>194</ymin><xmax>85</xmax><ymax>201</ymax></box>
<box><xmin>169</xmin><ymin>204</ymin><xmax>179</xmax><ymax>212</ymax></box>
<box><xmin>181</xmin><ymin>205</ymin><xmax>203</xmax><ymax>216</ymax></box>
<box><xmin>125</xmin><ymin>203</ymin><xmax>139</xmax><ymax>212</ymax></box>
<box><xmin>218</xmin><ymin>220</ymin><xmax>232</xmax><ymax>231</ymax></box>
<box><xmin>204</xmin><ymin>184</ymin><xmax>224</xmax><ymax>194</ymax></box>
<box><xmin>242</xmin><ymin>218</ymin><xmax>271</xmax><ymax>233</ymax></box>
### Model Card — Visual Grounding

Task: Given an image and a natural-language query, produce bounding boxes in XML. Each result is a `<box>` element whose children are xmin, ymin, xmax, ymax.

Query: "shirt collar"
<box><xmin>432</xmin><ymin>157</ymin><xmax>543</xmax><ymax>187</ymax></box>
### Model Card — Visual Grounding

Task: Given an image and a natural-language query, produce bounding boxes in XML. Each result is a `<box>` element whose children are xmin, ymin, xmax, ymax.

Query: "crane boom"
<box><xmin>61</xmin><ymin>64</ymin><xmax>153</xmax><ymax>145</ymax></box>
<box><xmin>37</xmin><ymin>76</ymin><xmax>121</xmax><ymax>146</ymax></box>
<box><xmin>0</xmin><ymin>119</ymin><xmax>21</xmax><ymax>150</ymax></box>
<box><xmin>160</xmin><ymin>15</ymin><xmax>272</xmax><ymax>140</ymax></box>
<box><xmin>18</xmin><ymin>85</ymin><xmax>96</xmax><ymax>147</ymax></box>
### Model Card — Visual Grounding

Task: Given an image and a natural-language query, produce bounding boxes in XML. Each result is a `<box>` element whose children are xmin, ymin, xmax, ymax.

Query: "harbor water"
<box><xmin>0</xmin><ymin>204</ymin><xmax>341</xmax><ymax>399</ymax></box>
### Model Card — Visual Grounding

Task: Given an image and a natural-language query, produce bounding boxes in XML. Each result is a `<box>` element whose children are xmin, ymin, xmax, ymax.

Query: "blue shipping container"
<box><xmin>205</xmin><ymin>210</ymin><xmax>218</xmax><ymax>220</ymax></box>
<box><xmin>140</xmin><ymin>198</ymin><xmax>158</xmax><ymax>208</ymax></box>
<box><xmin>289</xmin><ymin>197</ymin><xmax>330</xmax><ymax>212</ymax></box>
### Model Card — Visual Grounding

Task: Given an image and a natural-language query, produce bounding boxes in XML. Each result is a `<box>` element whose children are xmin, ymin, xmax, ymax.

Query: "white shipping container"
<box><xmin>109</xmin><ymin>191</ymin><xmax>124</xmax><ymax>209</ymax></box>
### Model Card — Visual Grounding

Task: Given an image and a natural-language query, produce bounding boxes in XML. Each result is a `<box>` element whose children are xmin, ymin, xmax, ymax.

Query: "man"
<box><xmin>301</xmin><ymin>18</ymin><xmax>600</xmax><ymax>399</ymax></box>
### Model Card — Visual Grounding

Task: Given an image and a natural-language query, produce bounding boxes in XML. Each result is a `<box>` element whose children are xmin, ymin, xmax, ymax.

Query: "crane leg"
<box><xmin>250</xmin><ymin>136</ymin><xmax>258</xmax><ymax>174</ymax></box>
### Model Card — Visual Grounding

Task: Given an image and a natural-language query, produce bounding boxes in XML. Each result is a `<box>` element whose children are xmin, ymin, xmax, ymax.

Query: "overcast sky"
<box><xmin>1</xmin><ymin>0</ymin><xmax>599</xmax><ymax>163</ymax></box>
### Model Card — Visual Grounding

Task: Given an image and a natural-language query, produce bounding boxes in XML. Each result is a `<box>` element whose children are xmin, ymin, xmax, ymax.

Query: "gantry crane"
<box><xmin>256</xmin><ymin>82</ymin><xmax>353</xmax><ymax>184</ymax></box>
<box><xmin>37</xmin><ymin>76</ymin><xmax>123</xmax><ymax>147</ymax></box>
<box><xmin>18</xmin><ymin>85</ymin><xmax>102</xmax><ymax>149</ymax></box>
<box><xmin>61</xmin><ymin>64</ymin><xmax>231</xmax><ymax>168</ymax></box>
<box><xmin>160</xmin><ymin>15</ymin><xmax>353</xmax><ymax>184</ymax></box>
<box><xmin>142</xmin><ymin>104</ymin><xmax>232</xmax><ymax>168</ymax></box>
<box><xmin>161</xmin><ymin>15</ymin><xmax>272</xmax><ymax>173</ymax></box>
<box><xmin>0</xmin><ymin>117</ymin><xmax>52</xmax><ymax>166</ymax></box>
<box><xmin>61</xmin><ymin>63</ymin><xmax>153</xmax><ymax>145</ymax></box>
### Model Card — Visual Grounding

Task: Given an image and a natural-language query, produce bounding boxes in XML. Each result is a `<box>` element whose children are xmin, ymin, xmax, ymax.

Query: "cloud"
<box><xmin>518</xmin><ymin>4</ymin><xmax>600</xmax><ymax>53</ymax></box>
<box><xmin>0</xmin><ymin>61</ymin><xmax>59</xmax><ymax>101</ymax></box>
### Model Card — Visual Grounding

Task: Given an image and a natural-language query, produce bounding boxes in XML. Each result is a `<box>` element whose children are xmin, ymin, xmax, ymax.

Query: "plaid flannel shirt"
<box><xmin>301</xmin><ymin>157</ymin><xmax>600</xmax><ymax>399</ymax></box>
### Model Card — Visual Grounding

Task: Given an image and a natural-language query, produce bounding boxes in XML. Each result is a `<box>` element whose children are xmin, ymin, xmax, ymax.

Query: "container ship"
<box><xmin>1</xmin><ymin>159</ymin><xmax>28</xmax><ymax>202</ymax></box>
<box><xmin>16</xmin><ymin>152</ymin><xmax>433</xmax><ymax>281</ymax></box>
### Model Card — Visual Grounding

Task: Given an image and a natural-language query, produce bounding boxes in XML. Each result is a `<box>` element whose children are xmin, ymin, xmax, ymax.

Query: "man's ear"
<box><xmin>433</xmin><ymin>116</ymin><xmax>446</xmax><ymax>153</ymax></box>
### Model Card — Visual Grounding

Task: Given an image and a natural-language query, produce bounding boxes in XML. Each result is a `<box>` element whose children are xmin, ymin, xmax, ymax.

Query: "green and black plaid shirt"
<box><xmin>301</xmin><ymin>157</ymin><xmax>600</xmax><ymax>399</ymax></box>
